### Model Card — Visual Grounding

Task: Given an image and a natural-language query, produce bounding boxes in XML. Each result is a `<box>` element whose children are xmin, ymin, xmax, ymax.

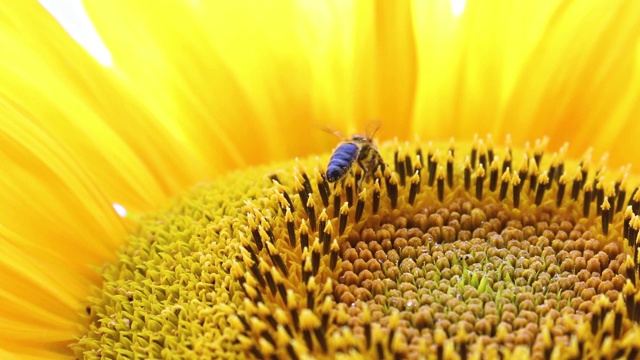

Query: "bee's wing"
<box><xmin>319</xmin><ymin>125</ymin><xmax>347</xmax><ymax>141</ymax></box>
<box><xmin>365</xmin><ymin>120</ymin><xmax>382</xmax><ymax>140</ymax></box>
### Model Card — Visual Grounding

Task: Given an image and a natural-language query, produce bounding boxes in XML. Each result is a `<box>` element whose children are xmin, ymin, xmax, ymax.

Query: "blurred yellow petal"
<box><xmin>84</xmin><ymin>1</ymin><xmax>418</xmax><ymax>150</ymax></box>
<box><xmin>1</xmin><ymin>2</ymin><xmax>190</xmax><ymax>211</ymax></box>
<box><xmin>501</xmin><ymin>1</ymin><xmax>640</xmax><ymax>166</ymax></box>
<box><xmin>412</xmin><ymin>1</ymin><xmax>640</xmax><ymax>168</ymax></box>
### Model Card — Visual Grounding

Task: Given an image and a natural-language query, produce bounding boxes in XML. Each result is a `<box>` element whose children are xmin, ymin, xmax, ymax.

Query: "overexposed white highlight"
<box><xmin>39</xmin><ymin>0</ymin><xmax>113</xmax><ymax>67</ymax></box>
<box><xmin>450</xmin><ymin>0</ymin><xmax>466</xmax><ymax>17</ymax></box>
<box><xmin>112</xmin><ymin>203</ymin><xmax>127</xmax><ymax>218</ymax></box>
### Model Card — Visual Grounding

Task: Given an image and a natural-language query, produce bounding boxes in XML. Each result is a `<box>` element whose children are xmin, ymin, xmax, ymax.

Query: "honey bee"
<box><xmin>324</xmin><ymin>123</ymin><xmax>384</xmax><ymax>186</ymax></box>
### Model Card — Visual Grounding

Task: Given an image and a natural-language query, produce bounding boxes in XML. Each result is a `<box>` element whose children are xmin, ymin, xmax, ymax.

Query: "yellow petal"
<box><xmin>412</xmin><ymin>1</ymin><xmax>640</xmax><ymax>168</ymax></box>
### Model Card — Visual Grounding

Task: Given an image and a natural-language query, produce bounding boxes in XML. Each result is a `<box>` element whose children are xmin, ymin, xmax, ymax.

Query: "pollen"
<box><xmin>73</xmin><ymin>136</ymin><xmax>640</xmax><ymax>359</ymax></box>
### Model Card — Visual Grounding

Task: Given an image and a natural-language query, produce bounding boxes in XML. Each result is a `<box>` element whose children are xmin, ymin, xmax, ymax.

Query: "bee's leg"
<box><xmin>358</xmin><ymin>160</ymin><xmax>370</xmax><ymax>177</ymax></box>
<box><xmin>357</xmin><ymin>160</ymin><xmax>371</xmax><ymax>193</ymax></box>
<box><xmin>353</xmin><ymin>168</ymin><xmax>362</xmax><ymax>193</ymax></box>
<box><xmin>374</xmin><ymin>153</ymin><xmax>386</xmax><ymax>178</ymax></box>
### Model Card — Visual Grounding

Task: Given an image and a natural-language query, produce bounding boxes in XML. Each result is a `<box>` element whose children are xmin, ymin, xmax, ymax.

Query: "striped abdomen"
<box><xmin>326</xmin><ymin>142</ymin><xmax>359</xmax><ymax>182</ymax></box>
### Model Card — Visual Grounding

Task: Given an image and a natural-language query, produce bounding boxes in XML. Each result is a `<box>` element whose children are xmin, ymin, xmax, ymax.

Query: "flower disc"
<box><xmin>74</xmin><ymin>136</ymin><xmax>640</xmax><ymax>359</ymax></box>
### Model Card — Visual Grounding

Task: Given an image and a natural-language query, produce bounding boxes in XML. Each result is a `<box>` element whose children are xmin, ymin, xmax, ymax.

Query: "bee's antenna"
<box><xmin>370</xmin><ymin>126</ymin><xmax>380</xmax><ymax>139</ymax></box>
<box><xmin>365</xmin><ymin>120</ymin><xmax>382</xmax><ymax>140</ymax></box>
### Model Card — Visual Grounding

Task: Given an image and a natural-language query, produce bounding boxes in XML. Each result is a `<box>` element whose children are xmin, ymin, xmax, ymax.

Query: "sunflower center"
<box><xmin>72</xmin><ymin>137</ymin><xmax>640</xmax><ymax>359</ymax></box>
<box><xmin>334</xmin><ymin>197</ymin><xmax>627</xmax><ymax>356</ymax></box>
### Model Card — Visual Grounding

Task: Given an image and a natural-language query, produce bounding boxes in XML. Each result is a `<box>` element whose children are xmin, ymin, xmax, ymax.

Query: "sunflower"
<box><xmin>2</xmin><ymin>1</ymin><xmax>640</xmax><ymax>359</ymax></box>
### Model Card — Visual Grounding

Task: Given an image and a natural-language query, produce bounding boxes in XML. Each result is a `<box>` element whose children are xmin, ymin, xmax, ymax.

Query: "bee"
<box><xmin>324</xmin><ymin>123</ymin><xmax>384</xmax><ymax>187</ymax></box>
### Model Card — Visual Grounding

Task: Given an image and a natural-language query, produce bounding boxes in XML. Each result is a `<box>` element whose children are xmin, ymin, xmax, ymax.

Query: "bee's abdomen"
<box><xmin>326</xmin><ymin>143</ymin><xmax>359</xmax><ymax>182</ymax></box>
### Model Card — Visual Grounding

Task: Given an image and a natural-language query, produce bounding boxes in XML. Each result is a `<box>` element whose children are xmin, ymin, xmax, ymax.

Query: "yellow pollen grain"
<box><xmin>300</xmin><ymin>219</ymin><xmax>309</xmax><ymax>234</ymax></box>
<box><xmin>294</xmin><ymin>175</ymin><xmax>304</xmax><ymax>192</ymax></box>
<box><xmin>574</xmin><ymin>165</ymin><xmax>584</xmax><ymax>183</ymax></box>
<box><xmin>633</xmin><ymin>188</ymin><xmax>640</xmax><ymax>204</ymax></box>
<box><xmin>323</xmin><ymin>220</ymin><xmax>333</xmax><ymax>233</ymax></box>
<box><xmin>491</xmin><ymin>157</ymin><xmax>499</xmax><ymax>171</ymax></box>
<box><xmin>474</xmin><ymin>164</ymin><xmax>485</xmax><ymax>177</ymax></box>
<box><xmin>504</xmin><ymin>147</ymin><xmax>512</xmax><ymax>163</ymax></box>
<box><xmin>285</xmin><ymin>208</ymin><xmax>294</xmax><ymax>222</ymax></box>
<box><xmin>464</xmin><ymin>156</ymin><xmax>472</xmax><ymax>170</ymax></box>
<box><xmin>583</xmin><ymin>181</ymin><xmax>593</xmax><ymax>192</ymax></box>
<box><xmin>518</xmin><ymin>153</ymin><xmax>529</xmax><ymax>172</ymax></box>
<box><xmin>559</xmin><ymin>172</ymin><xmax>568</xmax><ymax>185</ymax></box>
<box><xmin>397</xmin><ymin>147</ymin><xmax>406</xmax><ymax>162</ymax></box>
<box><xmin>511</xmin><ymin>171</ymin><xmax>521</xmax><ymax>186</ymax></box>
<box><xmin>315</xmin><ymin>168</ymin><xmax>324</xmax><ymax>183</ymax></box>
<box><xmin>271</xmin><ymin>266</ymin><xmax>284</xmax><ymax>283</ymax></box>
<box><xmin>300</xmin><ymin>309</ymin><xmax>320</xmax><ymax>329</ymax></box>
<box><xmin>319</xmin><ymin>208</ymin><xmax>328</xmax><ymax>221</ymax></box>
<box><xmin>432</xmin><ymin>148</ymin><xmax>441</xmax><ymax>164</ymax></box>
<box><xmin>414</xmin><ymin>155</ymin><xmax>423</xmax><ymax>170</ymax></box>
<box><xmin>538</xmin><ymin>171</ymin><xmax>550</xmax><ymax>186</ymax></box>
<box><xmin>389</xmin><ymin>172</ymin><xmax>399</xmax><ymax>185</ymax></box>
<box><xmin>259</xmin><ymin>337</ymin><xmax>275</xmax><ymax>355</ymax></box>
<box><xmin>447</xmin><ymin>150</ymin><xmax>454</xmax><ymax>164</ymax></box>
<box><xmin>529</xmin><ymin>157</ymin><xmax>539</xmax><ymax>174</ymax></box>
<box><xmin>410</xmin><ymin>172</ymin><xmax>420</xmax><ymax>185</ymax></box>
<box><xmin>502</xmin><ymin>168</ymin><xmax>511</xmax><ymax>182</ymax></box>
<box><xmin>330</xmin><ymin>239</ymin><xmax>339</xmax><ymax>252</ymax></box>
<box><xmin>276</xmin><ymin>325</ymin><xmax>290</xmax><ymax>346</ymax></box>
<box><xmin>357</xmin><ymin>188</ymin><xmax>366</xmax><ymax>201</ymax></box>
<box><xmin>275</xmin><ymin>191</ymin><xmax>289</xmax><ymax>209</ymax></box>
<box><xmin>306</xmin><ymin>195</ymin><xmax>316</xmax><ymax>210</ymax></box>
